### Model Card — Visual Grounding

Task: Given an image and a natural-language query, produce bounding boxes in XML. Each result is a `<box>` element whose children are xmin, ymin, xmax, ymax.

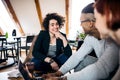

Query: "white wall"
<box><xmin>10</xmin><ymin>0</ymin><xmax>41</xmax><ymax>35</ymax></box>
<box><xmin>10</xmin><ymin>0</ymin><xmax>66</xmax><ymax>35</ymax></box>
<box><xmin>40</xmin><ymin>0</ymin><xmax>65</xmax><ymax>18</ymax></box>
<box><xmin>40</xmin><ymin>0</ymin><xmax>66</xmax><ymax>33</ymax></box>
<box><xmin>68</xmin><ymin>0</ymin><xmax>94</xmax><ymax>40</ymax></box>
<box><xmin>8</xmin><ymin>0</ymin><xmax>94</xmax><ymax>40</ymax></box>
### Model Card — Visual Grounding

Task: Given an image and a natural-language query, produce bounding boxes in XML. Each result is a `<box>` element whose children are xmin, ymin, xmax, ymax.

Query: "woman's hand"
<box><xmin>43</xmin><ymin>76</ymin><xmax>67</xmax><ymax>80</ymax></box>
<box><xmin>41</xmin><ymin>71</ymin><xmax>63</xmax><ymax>79</ymax></box>
<box><xmin>50</xmin><ymin>61</ymin><xmax>59</xmax><ymax>71</ymax></box>
<box><xmin>54</xmin><ymin>31</ymin><xmax>65</xmax><ymax>40</ymax></box>
<box><xmin>44</xmin><ymin>57</ymin><xmax>59</xmax><ymax>71</ymax></box>
<box><xmin>45</xmin><ymin>77</ymin><xmax>59</xmax><ymax>80</ymax></box>
<box><xmin>53</xmin><ymin>31</ymin><xmax>68</xmax><ymax>47</ymax></box>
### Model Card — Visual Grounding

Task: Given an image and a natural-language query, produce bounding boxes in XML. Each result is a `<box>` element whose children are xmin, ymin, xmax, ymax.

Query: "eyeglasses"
<box><xmin>80</xmin><ymin>20</ymin><xmax>91</xmax><ymax>23</ymax></box>
<box><xmin>80</xmin><ymin>19</ymin><xmax>95</xmax><ymax>24</ymax></box>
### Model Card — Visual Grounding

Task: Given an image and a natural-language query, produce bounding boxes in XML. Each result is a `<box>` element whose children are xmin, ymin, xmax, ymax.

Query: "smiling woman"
<box><xmin>31</xmin><ymin>13</ymin><xmax>72</xmax><ymax>74</ymax></box>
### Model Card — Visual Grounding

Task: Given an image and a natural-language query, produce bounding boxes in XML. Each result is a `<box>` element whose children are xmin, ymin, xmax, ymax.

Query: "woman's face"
<box><xmin>95</xmin><ymin>8</ymin><xmax>120</xmax><ymax>45</ymax></box>
<box><xmin>49</xmin><ymin>19</ymin><xmax>59</xmax><ymax>34</ymax></box>
<box><xmin>94</xmin><ymin>9</ymin><xmax>110</xmax><ymax>39</ymax></box>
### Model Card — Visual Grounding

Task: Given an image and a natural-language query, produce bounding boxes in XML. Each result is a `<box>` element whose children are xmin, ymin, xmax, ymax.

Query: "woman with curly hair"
<box><xmin>31</xmin><ymin>13</ymin><xmax>72</xmax><ymax>74</ymax></box>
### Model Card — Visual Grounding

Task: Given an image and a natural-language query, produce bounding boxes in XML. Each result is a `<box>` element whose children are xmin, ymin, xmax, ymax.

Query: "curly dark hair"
<box><xmin>42</xmin><ymin>13</ymin><xmax>65</xmax><ymax>31</ymax></box>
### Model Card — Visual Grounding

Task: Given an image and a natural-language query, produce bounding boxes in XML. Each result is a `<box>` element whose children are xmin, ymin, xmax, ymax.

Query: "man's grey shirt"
<box><xmin>59</xmin><ymin>35</ymin><xmax>119</xmax><ymax>80</ymax></box>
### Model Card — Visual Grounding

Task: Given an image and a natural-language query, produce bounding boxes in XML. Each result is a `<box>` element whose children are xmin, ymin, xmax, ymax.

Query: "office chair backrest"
<box><xmin>0</xmin><ymin>37</ymin><xmax>7</xmax><ymax>47</ymax></box>
<box><xmin>23</xmin><ymin>35</ymin><xmax>38</xmax><ymax>63</ymax></box>
<box><xmin>24</xmin><ymin>35</ymin><xmax>35</xmax><ymax>55</ymax></box>
<box><xmin>26</xmin><ymin>35</ymin><xmax>35</xmax><ymax>44</ymax></box>
<box><xmin>19</xmin><ymin>35</ymin><xmax>35</xmax><ymax>56</ymax></box>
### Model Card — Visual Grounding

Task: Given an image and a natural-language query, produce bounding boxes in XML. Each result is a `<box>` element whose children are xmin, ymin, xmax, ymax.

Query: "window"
<box><xmin>0</xmin><ymin>0</ymin><xmax>21</xmax><ymax>37</ymax></box>
<box><xmin>68</xmin><ymin>0</ymin><xmax>94</xmax><ymax>40</ymax></box>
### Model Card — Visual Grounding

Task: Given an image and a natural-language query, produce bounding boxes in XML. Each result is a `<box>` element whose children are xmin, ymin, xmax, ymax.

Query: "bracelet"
<box><xmin>49</xmin><ymin>58</ymin><xmax>54</xmax><ymax>64</ymax></box>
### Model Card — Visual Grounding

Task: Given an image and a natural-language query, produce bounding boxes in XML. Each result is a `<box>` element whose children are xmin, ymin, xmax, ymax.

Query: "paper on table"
<box><xmin>8</xmin><ymin>69</ymin><xmax>21</xmax><ymax>78</ymax></box>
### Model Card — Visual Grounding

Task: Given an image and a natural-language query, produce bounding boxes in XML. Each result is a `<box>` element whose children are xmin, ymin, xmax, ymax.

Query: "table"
<box><xmin>0</xmin><ymin>36</ymin><xmax>20</xmax><ymax>69</ymax></box>
<box><xmin>7</xmin><ymin>37</ymin><xmax>21</xmax><ymax>61</ymax></box>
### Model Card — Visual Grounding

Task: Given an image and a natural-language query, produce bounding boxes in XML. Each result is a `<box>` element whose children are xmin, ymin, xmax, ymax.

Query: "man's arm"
<box><xmin>66</xmin><ymin>38</ymin><xmax>119</xmax><ymax>80</ymax></box>
<box><xmin>59</xmin><ymin>35</ymin><xmax>94</xmax><ymax>74</ymax></box>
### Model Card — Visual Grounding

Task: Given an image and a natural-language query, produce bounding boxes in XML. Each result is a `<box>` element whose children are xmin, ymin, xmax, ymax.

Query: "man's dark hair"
<box><xmin>82</xmin><ymin>3</ymin><xmax>94</xmax><ymax>14</ymax></box>
<box><xmin>42</xmin><ymin>13</ymin><xmax>65</xmax><ymax>31</ymax></box>
<box><xmin>81</xmin><ymin>3</ymin><xmax>95</xmax><ymax>22</ymax></box>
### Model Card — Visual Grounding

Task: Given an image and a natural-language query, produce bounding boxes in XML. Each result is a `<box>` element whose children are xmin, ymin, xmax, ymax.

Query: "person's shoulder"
<box><xmin>84</xmin><ymin>35</ymin><xmax>100</xmax><ymax>45</ymax></box>
<box><xmin>85</xmin><ymin>35</ymin><xmax>97</xmax><ymax>40</ymax></box>
<box><xmin>40</xmin><ymin>30</ymin><xmax>47</xmax><ymax>33</ymax></box>
<box><xmin>60</xmin><ymin>32</ymin><xmax>66</xmax><ymax>36</ymax></box>
<box><xmin>106</xmin><ymin>38</ymin><xmax>119</xmax><ymax>46</ymax></box>
<box><xmin>37</xmin><ymin>30</ymin><xmax>49</xmax><ymax>38</ymax></box>
<box><xmin>39</xmin><ymin>30</ymin><xmax>48</xmax><ymax>35</ymax></box>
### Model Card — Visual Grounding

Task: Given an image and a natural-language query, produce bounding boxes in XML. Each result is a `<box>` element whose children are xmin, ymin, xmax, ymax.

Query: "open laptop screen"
<box><xmin>18</xmin><ymin>60</ymin><xmax>43</xmax><ymax>80</ymax></box>
<box><xmin>18</xmin><ymin>60</ymin><xmax>31</xmax><ymax>80</ymax></box>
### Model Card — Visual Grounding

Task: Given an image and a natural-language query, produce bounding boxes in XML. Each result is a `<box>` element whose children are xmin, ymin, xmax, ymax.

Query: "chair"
<box><xmin>0</xmin><ymin>37</ymin><xmax>7</xmax><ymax>62</ymax></box>
<box><xmin>20</xmin><ymin>35</ymin><xmax>35</xmax><ymax>56</ymax></box>
<box><xmin>0</xmin><ymin>37</ymin><xmax>16</xmax><ymax>69</ymax></box>
<box><xmin>23</xmin><ymin>35</ymin><xmax>38</xmax><ymax>63</ymax></box>
<box><xmin>13</xmin><ymin>37</ymin><xmax>21</xmax><ymax>60</ymax></box>
<box><xmin>0</xmin><ymin>36</ymin><xmax>17</xmax><ymax>63</ymax></box>
<box><xmin>4</xmin><ymin>38</ymin><xmax>17</xmax><ymax>63</ymax></box>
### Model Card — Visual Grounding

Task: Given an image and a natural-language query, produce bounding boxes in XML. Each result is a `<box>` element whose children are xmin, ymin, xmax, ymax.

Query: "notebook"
<box><xmin>8</xmin><ymin>69</ymin><xmax>21</xmax><ymax>78</ymax></box>
<box><xmin>18</xmin><ymin>60</ymin><xmax>43</xmax><ymax>80</ymax></box>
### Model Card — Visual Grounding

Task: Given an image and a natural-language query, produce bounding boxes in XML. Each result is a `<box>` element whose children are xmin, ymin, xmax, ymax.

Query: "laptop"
<box><xmin>18</xmin><ymin>60</ymin><xmax>43</xmax><ymax>80</ymax></box>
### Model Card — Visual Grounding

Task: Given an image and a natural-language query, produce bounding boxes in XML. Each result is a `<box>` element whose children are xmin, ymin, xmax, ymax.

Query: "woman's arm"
<box><xmin>32</xmin><ymin>31</ymin><xmax>48</xmax><ymax>61</ymax></box>
<box><xmin>54</xmin><ymin>32</ymin><xmax>68</xmax><ymax>47</ymax></box>
<box><xmin>112</xmin><ymin>67</ymin><xmax>120</xmax><ymax>80</ymax></box>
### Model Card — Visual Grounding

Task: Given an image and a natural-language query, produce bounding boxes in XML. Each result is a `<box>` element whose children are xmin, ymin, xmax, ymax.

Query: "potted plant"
<box><xmin>76</xmin><ymin>31</ymin><xmax>86</xmax><ymax>41</ymax></box>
